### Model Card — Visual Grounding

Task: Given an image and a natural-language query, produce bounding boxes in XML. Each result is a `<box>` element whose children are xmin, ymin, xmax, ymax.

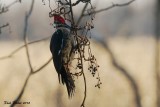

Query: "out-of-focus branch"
<box><xmin>0</xmin><ymin>0</ymin><xmax>21</xmax><ymax>14</ymax></box>
<box><xmin>0</xmin><ymin>23</ymin><xmax>9</xmax><ymax>34</ymax></box>
<box><xmin>0</xmin><ymin>36</ymin><xmax>50</xmax><ymax>60</ymax></box>
<box><xmin>155</xmin><ymin>0</ymin><xmax>160</xmax><ymax>107</ymax></box>
<box><xmin>0</xmin><ymin>0</ymin><xmax>21</xmax><ymax>34</ymax></box>
<box><xmin>5</xmin><ymin>0</ymin><xmax>21</xmax><ymax>9</ymax></box>
<box><xmin>95</xmin><ymin>38</ymin><xmax>141</xmax><ymax>107</ymax></box>
<box><xmin>23</xmin><ymin>0</ymin><xmax>35</xmax><ymax>72</ymax></box>
<box><xmin>10</xmin><ymin>56</ymin><xmax>52</xmax><ymax>107</ymax></box>
<box><xmin>0</xmin><ymin>6</ymin><xmax>8</xmax><ymax>14</ymax></box>
<box><xmin>32</xmin><ymin>57</ymin><xmax>52</xmax><ymax>74</ymax></box>
<box><xmin>58</xmin><ymin>0</ymin><xmax>89</xmax><ymax>6</ymax></box>
<box><xmin>83</xmin><ymin>0</ymin><xmax>135</xmax><ymax>16</ymax></box>
<box><xmin>10</xmin><ymin>73</ymin><xmax>30</xmax><ymax>107</ymax></box>
<box><xmin>76</xmin><ymin>2</ymin><xmax>88</xmax><ymax>25</ymax></box>
<box><xmin>0</xmin><ymin>23</ymin><xmax>9</xmax><ymax>29</ymax></box>
<box><xmin>10</xmin><ymin>0</ymin><xmax>35</xmax><ymax>107</ymax></box>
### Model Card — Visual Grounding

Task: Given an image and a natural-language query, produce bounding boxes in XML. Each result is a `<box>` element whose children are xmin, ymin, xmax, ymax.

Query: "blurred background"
<box><xmin>0</xmin><ymin>0</ymin><xmax>159</xmax><ymax>107</ymax></box>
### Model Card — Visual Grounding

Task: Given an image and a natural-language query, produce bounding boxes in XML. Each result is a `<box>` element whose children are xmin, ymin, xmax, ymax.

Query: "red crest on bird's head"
<box><xmin>53</xmin><ymin>15</ymin><xmax>65</xmax><ymax>24</ymax></box>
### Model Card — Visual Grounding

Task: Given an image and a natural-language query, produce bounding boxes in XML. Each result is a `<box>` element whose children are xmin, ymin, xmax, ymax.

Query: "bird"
<box><xmin>50</xmin><ymin>14</ymin><xmax>76</xmax><ymax>97</ymax></box>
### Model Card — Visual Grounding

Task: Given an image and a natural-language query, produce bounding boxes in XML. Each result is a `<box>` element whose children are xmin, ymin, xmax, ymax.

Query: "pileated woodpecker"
<box><xmin>50</xmin><ymin>15</ymin><xmax>76</xmax><ymax>97</ymax></box>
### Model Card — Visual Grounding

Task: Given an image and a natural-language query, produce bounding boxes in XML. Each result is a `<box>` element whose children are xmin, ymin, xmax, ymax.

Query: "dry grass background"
<box><xmin>0</xmin><ymin>35</ymin><xmax>157</xmax><ymax>107</ymax></box>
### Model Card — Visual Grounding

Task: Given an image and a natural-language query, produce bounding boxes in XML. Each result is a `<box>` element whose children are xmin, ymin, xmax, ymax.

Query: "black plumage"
<box><xmin>50</xmin><ymin>28</ymin><xmax>75</xmax><ymax>97</ymax></box>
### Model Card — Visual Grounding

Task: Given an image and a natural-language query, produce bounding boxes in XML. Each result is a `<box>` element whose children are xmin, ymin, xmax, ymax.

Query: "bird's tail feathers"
<box><xmin>60</xmin><ymin>66</ymin><xmax>75</xmax><ymax>97</ymax></box>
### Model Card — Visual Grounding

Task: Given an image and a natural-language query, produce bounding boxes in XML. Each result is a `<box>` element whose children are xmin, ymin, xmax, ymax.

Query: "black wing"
<box><xmin>50</xmin><ymin>29</ymin><xmax>75</xmax><ymax>97</ymax></box>
<box><xmin>50</xmin><ymin>29</ymin><xmax>63</xmax><ymax>76</ymax></box>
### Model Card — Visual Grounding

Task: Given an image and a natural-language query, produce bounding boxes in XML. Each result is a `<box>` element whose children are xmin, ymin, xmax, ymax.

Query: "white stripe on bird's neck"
<box><xmin>56</xmin><ymin>26</ymin><xmax>70</xmax><ymax>32</ymax></box>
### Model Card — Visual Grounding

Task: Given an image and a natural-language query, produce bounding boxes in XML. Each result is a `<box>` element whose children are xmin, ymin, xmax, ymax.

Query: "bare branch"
<box><xmin>76</xmin><ymin>2</ymin><xmax>88</xmax><ymax>25</ymax></box>
<box><xmin>0</xmin><ymin>0</ymin><xmax>21</xmax><ymax>14</ymax></box>
<box><xmin>58</xmin><ymin>0</ymin><xmax>89</xmax><ymax>6</ymax></box>
<box><xmin>10</xmin><ymin>57</ymin><xmax>51</xmax><ymax>107</ymax></box>
<box><xmin>83</xmin><ymin>0</ymin><xmax>135</xmax><ymax>16</ymax></box>
<box><xmin>10</xmin><ymin>73</ymin><xmax>31</xmax><ymax>107</ymax></box>
<box><xmin>95</xmin><ymin>38</ymin><xmax>141</xmax><ymax>107</ymax></box>
<box><xmin>32</xmin><ymin>57</ymin><xmax>52</xmax><ymax>74</ymax></box>
<box><xmin>154</xmin><ymin>0</ymin><xmax>160</xmax><ymax>107</ymax></box>
<box><xmin>6</xmin><ymin>0</ymin><xmax>21</xmax><ymax>9</ymax></box>
<box><xmin>79</xmin><ymin>49</ymin><xmax>87</xmax><ymax>107</ymax></box>
<box><xmin>0</xmin><ymin>23</ymin><xmax>9</xmax><ymax>29</ymax></box>
<box><xmin>0</xmin><ymin>36</ymin><xmax>50</xmax><ymax>60</ymax></box>
<box><xmin>23</xmin><ymin>0</ymin><xmax>35</xmax><ymax>72</ymax></box>
<box><xmin>10</xmin><ymin>1</ymin><xmax>35</xmax><ymax>107</ymax></box>
<box><xmin>0</xmin><ymin>0</ymin><xmax>21</xmax><ymax>34</ymax></box>
<box><xmin>0</xmin><ymin>23</ymin><xmax>9</xmax><ymax>34</ymax></box>
<box><xmin>69</xmin><ymin>0</ymin><xmax>75</xmax><ymax>25</ymax></box>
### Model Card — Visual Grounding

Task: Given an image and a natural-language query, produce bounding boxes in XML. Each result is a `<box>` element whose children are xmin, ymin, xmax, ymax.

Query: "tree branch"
<box><xmin>0</xmin><ymin>0</ymin><xmax>21</xmax><ymax>14</ymax></box>
<box><xmin>10</xmin><ymin>57</ymin><xmax>51</xmax><ymax>107</ymax></box>
<box><xmin>23</xmin><ymin>0</ymin><xmax>35</xmax><ymax>72</ymax></box>
<box><xmin>0</xmin><ymin>23</ymin><xmax>9</xmax><ymax>34</ymax></box>
<box><xmin>10</xmin><ymin>0</ymin><xmax>35</xmax><ymax>107</ymax></box>
<box><xmin>0</xmin><ymin>36</ymin><xmax>50</xmax><ymax>60</ymax></box>
<box><xmin>31</xmin><ymin>57</ymin><xmax>52</xmax><ymax>74</ymax></box>
<box><xmin>83</xmin><ymin>0</ymin><xmax>135</xmax><ymax>16</ymax></box>
<box><xmin>76</xmin><ymin>2</ymin><xmax>88</xmax><ymax>25</ymax></box>
<box><xmin>154</xmin><ymin>0</ymin><xmax>160</xmax><ymax>107</ymax></box>
<box><xmin>10</xmin><ymin>72</ymin><xmax>31</xmax><ymax>107</ymax></box>
<box><xmin>96</xmin><ymin>38</ymin><xmax>141</xmax><ymax>107</ymax></box>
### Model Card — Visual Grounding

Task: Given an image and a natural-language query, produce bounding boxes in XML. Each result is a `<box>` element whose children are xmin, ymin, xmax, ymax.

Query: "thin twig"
<box><xmin>0</xmin><ymin>0</ymin><xmax>21</xmax><ymax>14</ymax></box>
<box><xmin>79</xmin><ymin>48</ymin><xmax>87</xmax><ymax>107</ymax></box>
<box><xmin>0</xmin><ymin>23</ymin><xmax>9</xmax><ymax>29</ymax></box>
<box><xmin>83</xmin><ymin>0</ymin><xmax>135</xmax><ymax>16</ymax></box>
<box><xmin>0</xmin><ymin>36</ymin><xmax>50</xmax><ymax>60</ymax></box>
<box><xmin>6</xmin><ymin>0</ymin><xmax>21</xmax><ymax>9</ymax></box>
<box><xmin>76</xmin><ymin>2</ymin><xmax>88</xmax><ymax>25</ymax></box>
<box><xmin>69</xmin><ymin>0</ymin><xmax>75</xmax><ymax>25</ymax></box>
<box><xmin>58</xmin><ymin>0</ymin><xmax>82</xmax><ymax>6</ymax></box>
<box><xmin>0</xmin><ymin>23</ymin><xmax>9</xmax><ymax>34</ymax></box>
<box><xmin>32</xmin><ymin>57</ymin><xmax>52</xmax><ymax>74</ymax></box>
